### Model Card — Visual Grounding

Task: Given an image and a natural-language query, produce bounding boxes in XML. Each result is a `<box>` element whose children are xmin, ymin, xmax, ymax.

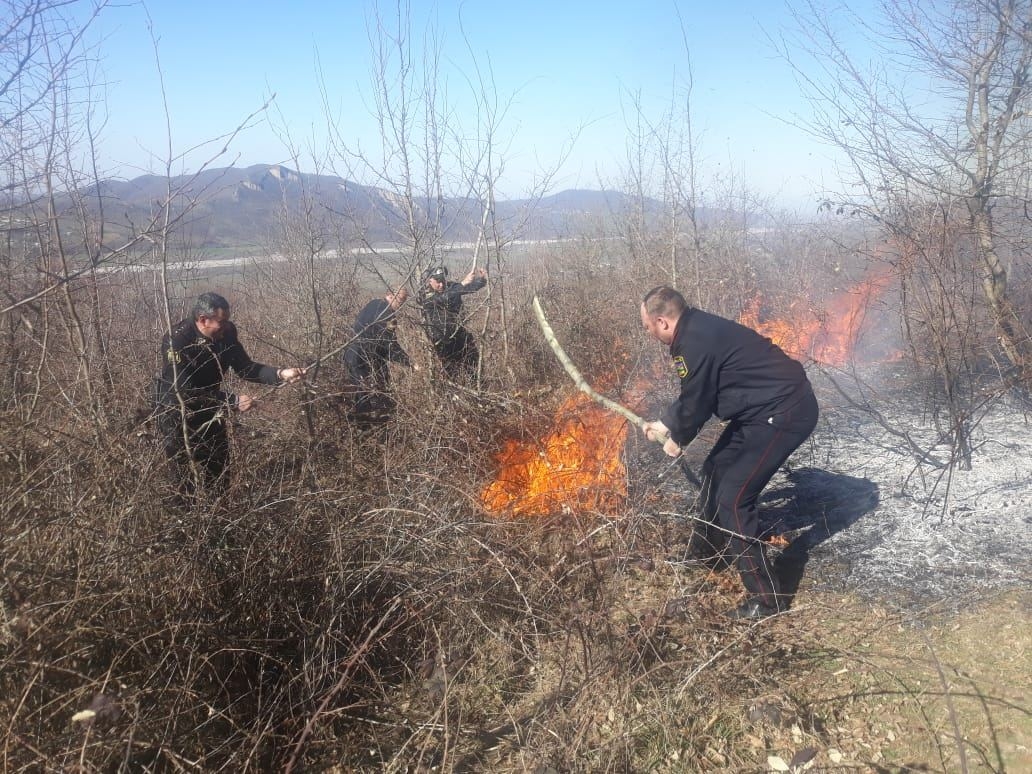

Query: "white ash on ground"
<box><xmin>799</xmin><ymin>385</ymin><xmax>1030</xmax><ymax>605</ymax></box>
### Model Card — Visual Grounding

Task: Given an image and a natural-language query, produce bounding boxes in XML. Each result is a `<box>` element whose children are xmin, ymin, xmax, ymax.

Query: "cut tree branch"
<box><xmin>532</xmin><ymin>296</ymin><xmax>702</xmax><ymax>487</ymax></box>
<box><xmin>533</xmin><ymin>295</ymin><xmax>666</xmax><ymax>442</ymax></box>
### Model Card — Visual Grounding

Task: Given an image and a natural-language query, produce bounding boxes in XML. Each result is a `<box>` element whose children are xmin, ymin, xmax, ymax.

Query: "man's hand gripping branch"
<box><xmin>643</xmin><ymin>420</ymin><xmax>681</xmax><ymax>458</ymax></box>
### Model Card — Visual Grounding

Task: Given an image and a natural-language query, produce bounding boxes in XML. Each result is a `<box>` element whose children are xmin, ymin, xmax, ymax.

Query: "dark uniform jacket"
<box><xmin>663</xmin><ymin>308</ymin><xmax>812</xmax><ymax>446</ymax></box>
<box><xmin>154</xmin><ymin>318</ymin><xmax>280</xmax><ymax>423</ymax></box>
<box><xmin>419</xmin><ymin>276</ymin><xmax>486</xmax><ymax>347</ymax></box>
<box><xmin>343</xmin><ymin>299</ymin><xmax>410</xmax><ymax>381</ymax></box>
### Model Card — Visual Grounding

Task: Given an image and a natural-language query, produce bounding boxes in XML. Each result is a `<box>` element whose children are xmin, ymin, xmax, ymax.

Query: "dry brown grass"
<box><xmin>2</xmin><ymin>254</ymin><xmax>1026</xmax><ymax>772</ymax></box>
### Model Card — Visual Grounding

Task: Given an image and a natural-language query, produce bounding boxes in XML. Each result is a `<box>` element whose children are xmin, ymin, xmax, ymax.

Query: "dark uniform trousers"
<box><xmin>434</xmin><ymin>327</ymin><xmax>478</xmax><ymax>382</ymax></box>
<box><xmin>695</xmin><ymin>388</ymin><xmax>819</xmax><ymax>609</ymax></box>
<box><xmin>345</xmin><ymin>362</ymin><xmax>396</xmax><ymax>427</ymax></box>
<box><xmin>157</xmin><ymin>406</ymin><xmax>230</xmax><ymax>498</ymax></box>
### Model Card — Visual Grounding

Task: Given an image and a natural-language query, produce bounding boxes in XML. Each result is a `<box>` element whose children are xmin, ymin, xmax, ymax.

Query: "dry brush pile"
<box><xmin>3</xmin><ymin>247</ymin><xmax>1019</xmax><ymax>772</ymax></box>
<box><xmin>0</xmin><ymin>260</ymin><xmax>807</xmax><ymax>772</ymax></box>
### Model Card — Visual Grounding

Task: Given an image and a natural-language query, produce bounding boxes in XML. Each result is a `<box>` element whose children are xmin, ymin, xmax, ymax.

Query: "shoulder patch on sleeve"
<box><xmin>672</xmin><ymin>355</ymin><xmax>690</xmax><ymax>379</ymax></box>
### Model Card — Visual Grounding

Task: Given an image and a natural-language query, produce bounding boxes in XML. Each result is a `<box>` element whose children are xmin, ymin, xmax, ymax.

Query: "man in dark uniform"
<box><xmin>419</xmin><ymin>264</ymin><xmax>487</xmax><ymax>381</ymax></box>
<box><xmin>154</xmin><ymin>292</ymin><xmax>306</xmax><ymax>499</ymax></box>
<box><xmin>640</xmin><ymin>286</ymin><xmax>819</xmax><ymax>621</ymax></box>
<box><xmin>342</xmin><ymin>288</ymin><xmax>412</xmax><ymax>426</ymax></box>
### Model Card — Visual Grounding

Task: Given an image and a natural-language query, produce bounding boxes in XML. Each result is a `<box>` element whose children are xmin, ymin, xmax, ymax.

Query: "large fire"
<box><xmin>483</xmin><ymin>275</ymin><xmax>893</xmax><ymax>517</ymax></box>
<box><xmin>739</xmin><ymin>274</ymin><xmax>893</xmax><ymax>366</ymax></box>
<box><xmin>481</xmin><ymin>390</ymin><xmax>629</xmax><ymax>517</ymax></box>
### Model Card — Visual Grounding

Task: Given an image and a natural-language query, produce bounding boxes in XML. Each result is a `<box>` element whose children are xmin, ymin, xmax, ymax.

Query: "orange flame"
<box><xmin>739</xmin><ymin>274</ymin><xmax>892</xmax><ymax>366</ymax></box>
<box><xmin>481</xmin><ymin>391</ymin><xmax>628</xmax><ymax>517</ymax></box>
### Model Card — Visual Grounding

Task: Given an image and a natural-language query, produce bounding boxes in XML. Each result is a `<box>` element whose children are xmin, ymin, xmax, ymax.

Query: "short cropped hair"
<box><xmin>192</xmin><ymin>292</ymin><xmax>230</xmax><ymax>320</ymax></box>
<box><xmin>642</xmin><ymin>286</ymin><xmax>688</xmax><ymax>319</ymax></box>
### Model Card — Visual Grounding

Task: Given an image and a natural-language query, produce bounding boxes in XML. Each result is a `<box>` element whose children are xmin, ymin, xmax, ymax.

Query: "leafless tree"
<box><xmin>613</xmin><ymin>95</ymin><xmax>786</xmax><ymax>325</ymax></box>
<box><xmin>619</xmin><ymin>12</ymin><xmax>705</xmax><ymax>294</ymax></box>
<box><xmin>1</xmin><ymin>0</ymin><xmax>110</xmax><ymax>432</ymax></box>
<box><xmin>784</xmin><ymin>0</ymin><xmax>1032</xmax><ymax>373</ymax></box>
<box><xmin>777</xmin><ymin>0</ymin><xmax>1032</xmax><ymax>469</ymax></box>
<box><xmin>318</xmin><ymin>1</ymin><xmax>464</xmax><ymax>284</ymax></box>
<box><xmin>312</xmin><ymin>1</ymin><xmax>570</xmax><ymax>386</ymax></box>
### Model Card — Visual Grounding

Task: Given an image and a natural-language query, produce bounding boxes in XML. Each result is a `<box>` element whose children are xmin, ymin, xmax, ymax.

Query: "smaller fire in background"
<box><xmin>739</xmin><ymin>272</ymin><xmax>896</xmax><ymax>366</ymax></box>
<box><xmin>481</xmin><ymin>391</ymin><xmax>628</xmax><ymax>517</ymax></box>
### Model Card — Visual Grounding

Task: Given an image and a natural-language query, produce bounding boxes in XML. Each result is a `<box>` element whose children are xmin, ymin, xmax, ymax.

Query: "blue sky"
<box><xmin>85</xmin><ymin>0</ymin><xmax>871</xmax><ymax>211</ymax></box>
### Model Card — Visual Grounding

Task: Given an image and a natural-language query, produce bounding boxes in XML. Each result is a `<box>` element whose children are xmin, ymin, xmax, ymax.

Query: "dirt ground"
<box><xmin>757</xmin><ymin>587</ymin><xmax>1032</xmax><ymax>773</ymax></box>
<box><xmin>610</xmin><ymin>540</ymin><xmax>1029</xmax><ymax>773</ymax></box>
<box><xmin>781</xmin><ymin>377</ymin><xmax>1030</xmax><ymax>771</ymax></box>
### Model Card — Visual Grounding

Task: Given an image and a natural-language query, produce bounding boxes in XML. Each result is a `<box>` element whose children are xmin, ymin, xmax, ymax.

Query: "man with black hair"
<box><xmin>419</xmin><ymin>265</ymin><xmax>487</xmax><ymax>381</ymax></box>
<box><xmin>343</xmin><ymin>288</ymin><xmax>412</xmax><ymax>426</ymax></box>
<box><xmin>154</xmin><ymin>292</ymin><xmax>306</xmax><ymax>499</ymax></box>
<box><xmin>640</xmin><ymin>286</ymin><xmax>819</xmax><ymax>621</ymax></box>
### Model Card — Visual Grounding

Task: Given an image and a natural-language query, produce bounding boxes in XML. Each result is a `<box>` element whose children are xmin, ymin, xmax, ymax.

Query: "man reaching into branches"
<box><xmin>419</xmin><ymin>264</ymin><xmax>487</xmax><ymax>383</ymax></box>
<box><xmin>343</xmin><ymin>287</ymin><xmax>413</xmax><ymax>427</ymax></box>
<box><xmin>153</xmin><ymin>292</ymin><xmax>306</xmax><ymax>501</ymax></box>
<box><xmin>640</xmin><ymin>286</ymin><xmax>819</xmax><ymax>621</ymax></box>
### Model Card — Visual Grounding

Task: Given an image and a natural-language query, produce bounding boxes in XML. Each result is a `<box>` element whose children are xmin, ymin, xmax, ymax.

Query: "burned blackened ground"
<box><xmin>632</xmin><ymin>369</ymin><xmax>1032</xmax><ymax>611</ymax></box>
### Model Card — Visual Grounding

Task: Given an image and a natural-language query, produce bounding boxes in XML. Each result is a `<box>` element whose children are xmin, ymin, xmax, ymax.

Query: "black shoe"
<box><xmin>684</xmin><ymin>540</ymin><xmax>717</xmax><ymax>561</ymax></box>
<box><xmin>686</xmin><ymin>545</ymin><xmax>734</xmax><ymax>571</ymax></box>
<box><xmin>729</xmin><ymin>600</ymin><xmax>780</xmax><ymax>621</ymax></box>
<box><xmin>676</xmin><ymin>531</ymin><xmax>718</xmax><ymax>558</ymax></box>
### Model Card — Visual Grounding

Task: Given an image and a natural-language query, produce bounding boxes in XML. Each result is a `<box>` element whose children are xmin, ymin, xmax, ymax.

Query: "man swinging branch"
<box><xmin>640</xmin><ymin>286</ymin><xmax>819</xmax><ymax>620</ymax></box>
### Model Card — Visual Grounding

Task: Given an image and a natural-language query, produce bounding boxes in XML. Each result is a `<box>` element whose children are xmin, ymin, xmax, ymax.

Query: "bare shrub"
<box><xmin>1</xmin><ymin>223</ymin><xmax>816</xmax><ymax>770</ymax></box>
<box><xmin>6</xmin><ymin>2</ymin><xmax>1022</xmax><ymax>771</ymax></box>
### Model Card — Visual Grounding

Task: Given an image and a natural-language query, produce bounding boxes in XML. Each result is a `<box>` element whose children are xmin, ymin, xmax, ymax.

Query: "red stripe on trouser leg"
<box><xmin>706</xmin><ymin>398</ymin><xmax>817</xmax><ymax>609</ymax></box>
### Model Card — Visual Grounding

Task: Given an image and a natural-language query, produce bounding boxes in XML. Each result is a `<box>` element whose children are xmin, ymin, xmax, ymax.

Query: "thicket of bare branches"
<box><xmin>2</xmin><ymin>1</ymin><xmax>1025</xmax><ymax>771</ymax></box>
<box><xmin>782</xmin><ymin>0</ymin><xmax>1032</xmax><ymax>467</ymax></box>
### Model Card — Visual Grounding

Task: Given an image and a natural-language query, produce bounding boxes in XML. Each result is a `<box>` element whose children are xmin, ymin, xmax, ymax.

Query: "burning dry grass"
<box><xmin>481</xmin><ymin>390</ymin><xmax>629</xmax><ymax>517</ymax></box>
<box><xmin>738</xmin><ymin>270</ymin><xmax>897</xmax><ymax>367</ymax></box>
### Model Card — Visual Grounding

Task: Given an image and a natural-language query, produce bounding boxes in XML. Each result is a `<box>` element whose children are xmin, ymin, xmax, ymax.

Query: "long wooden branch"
<box><xmin>532</xmin><ymin>295</ymin><xmax>670</xmax><ymax>445</ymax></box>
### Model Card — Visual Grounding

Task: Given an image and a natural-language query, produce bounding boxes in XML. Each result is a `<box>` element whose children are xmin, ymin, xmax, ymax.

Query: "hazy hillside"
<box><xmin>75</xmin><ymin>164</ymin><xmax>726</xmax><ymax>253</ymax></box>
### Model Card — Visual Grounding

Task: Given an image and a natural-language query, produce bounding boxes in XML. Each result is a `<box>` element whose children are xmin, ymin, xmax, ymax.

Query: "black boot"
<box><xmin>682</xmin><ymin>529</ymin><xmax>731</xmax><ymax>569</ymax></box>
<box><xmin>729</xmin><ymin>598</ymin><xmax>781</xmax><ymax>621</ymax></box>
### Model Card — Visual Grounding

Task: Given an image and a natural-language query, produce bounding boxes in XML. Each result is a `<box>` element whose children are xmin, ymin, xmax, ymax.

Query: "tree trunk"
<box><xmin>966</xmin><ymin>198</ymin><xmax>1028</xmax><ymax>371</ymax></box>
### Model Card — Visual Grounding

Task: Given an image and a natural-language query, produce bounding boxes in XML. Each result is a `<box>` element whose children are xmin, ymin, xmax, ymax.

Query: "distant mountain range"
<box><xmin>80</xmin><ymin>164</ymin><xmax>726</xmax><ymax>252</ymax></box>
